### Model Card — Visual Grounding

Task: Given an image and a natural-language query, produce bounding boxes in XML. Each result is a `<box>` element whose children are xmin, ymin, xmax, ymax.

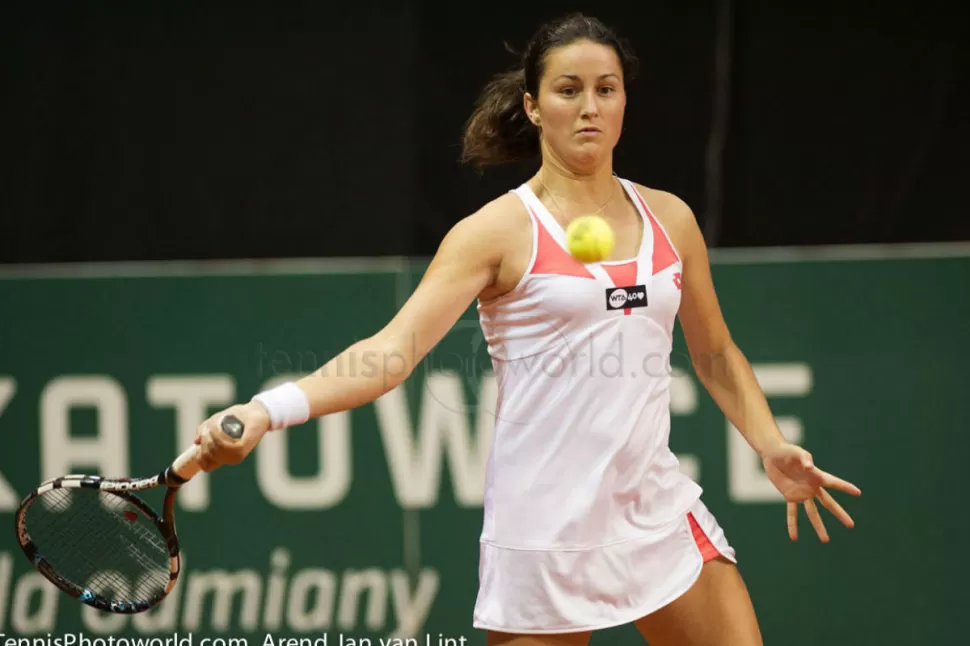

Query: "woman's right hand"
<box><xmin>193</xmin><ymin>401</ymin><xmax>271</xmax><ymax>472</ymax></box>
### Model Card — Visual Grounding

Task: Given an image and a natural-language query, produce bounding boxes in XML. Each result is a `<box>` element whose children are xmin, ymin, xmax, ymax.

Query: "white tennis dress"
<box><xmin>472</xmin><ymin>178</ymin><xmax>736</xmax><ymax>634</ymax></box>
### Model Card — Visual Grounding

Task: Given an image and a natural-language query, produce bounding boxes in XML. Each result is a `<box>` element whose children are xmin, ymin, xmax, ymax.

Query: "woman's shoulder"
<box><xmin>437</xmin><ymin>190</ymin><xmax>531</xmax><ymax>264</ymax></box>
<box><xmin>450</xmin><ymin>189</ymin><xmax>531</xmax><ymax>242</ymax></box>
<box><xmin>626</xmin><ymin>180</ymin><xmax>699</xmax><ymax>230</ymax></box>
<box><xmin>625</xmin><ymin>181</ymin><xmax>696</xmax><ymax>223</ymax></box>
<box><xmin>623</xmin><ymin>180</ymin><xmax>703</xmax><ymax>258</ymax></box>
<box><xmin>474</xmin><ymin>189</ymin><xmax>531</xmax><ymax>222</ymax></box>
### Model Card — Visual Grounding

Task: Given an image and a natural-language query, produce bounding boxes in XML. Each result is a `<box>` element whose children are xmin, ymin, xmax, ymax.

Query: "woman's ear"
<box><xmin>523</xmin><ymin>93</ymin><xmax>540</xmax><ymax>126</ymax></box>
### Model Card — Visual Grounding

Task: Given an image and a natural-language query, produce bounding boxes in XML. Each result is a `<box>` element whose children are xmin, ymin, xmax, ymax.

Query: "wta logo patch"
<box><xmin>605</xmin><ymin>285</ymin><xmax>647</xmax><ymax>310</ymax></box>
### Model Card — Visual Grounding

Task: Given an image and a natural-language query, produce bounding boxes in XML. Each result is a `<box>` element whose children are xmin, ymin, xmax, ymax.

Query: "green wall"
<box><xmin>1</xmin><ymin>248</ymin><xmax>967</xmax><ymax>645</ymax></box>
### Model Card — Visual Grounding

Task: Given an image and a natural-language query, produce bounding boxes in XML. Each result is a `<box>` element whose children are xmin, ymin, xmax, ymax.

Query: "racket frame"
<box><xmin>14</xmin><ymin>467</ymin><xmax>188</xmax><ymax>614</ymax></box>
<box><xmin>13</xmin><ymin>414</ymin><xmax>243</xmax><ymax>614</ymax></box>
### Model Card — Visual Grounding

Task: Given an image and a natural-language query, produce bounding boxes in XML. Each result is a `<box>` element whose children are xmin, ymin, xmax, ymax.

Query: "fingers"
<box><xmin>816</xmin><ymin>468</ymin><xmax>862</xmax><ymax>496</ymax></box>
<box><xmin>804</xmin><ymin>499</ymin><xmax>829</xmax><ymax>543</ymax></box>
<box><xmin>198</xmin><ymin>425</ymin><xmax>218</xmax><ymax>472</ymax></box>
<box><xmin>789</xmin><ymin>488</ymin><xmax>857</xmax><ymax>546</ymax></box>
<box><xmin>195</xmin><ymin>413</ymin><xmax>250</xmax><ymax>472</ymax></box>
<box><xmin>197</xmin><ymin>419</ymin><xmax>229</xmax><ymax>472</ymax></box>
<box><xmin>787</xmin><ymin>502</ymin><xmax>798</xmax><ymax>541</ymax></box>
<box><xmin>818</xmin><ymin>488</ymin><xmax>855</xmax><ymax>529</ymax></box>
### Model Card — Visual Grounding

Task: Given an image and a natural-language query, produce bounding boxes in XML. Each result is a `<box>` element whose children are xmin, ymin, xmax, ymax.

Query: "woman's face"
<box><xmin>525</xmin><ymin>39</ymin><xmax>627</xmax><ymax>172</ymax></box>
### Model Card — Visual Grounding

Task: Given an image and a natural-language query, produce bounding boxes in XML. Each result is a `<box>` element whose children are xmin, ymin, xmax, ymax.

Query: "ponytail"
<box><xmin>461</xmin><ymin>67</ymin><xmax>539</xmax><ymax>170</ymax></box>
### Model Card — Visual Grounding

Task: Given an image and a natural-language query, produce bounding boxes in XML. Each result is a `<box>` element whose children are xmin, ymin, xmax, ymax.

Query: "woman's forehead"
<box><xmin>543</xmin><ymin>40</ymin><xmax>622</xmax><ymax>79</ymax></box>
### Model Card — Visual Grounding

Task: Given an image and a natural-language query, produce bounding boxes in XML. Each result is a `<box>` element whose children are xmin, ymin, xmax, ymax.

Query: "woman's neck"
<box><xmin>535</xmin><ymin>160</ymin><xmax>617</xmax><ymax>212</ymax></box>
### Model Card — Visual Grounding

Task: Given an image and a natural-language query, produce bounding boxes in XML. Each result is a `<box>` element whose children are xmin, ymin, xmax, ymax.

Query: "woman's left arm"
<box><xmin>662</xmin><ymin>193</ymin><xmax>861</xmax><ymax>543</ymax></box>
<box><xmin>671</xmin><ymin>206</ymin><xmax>785</xmax><ymax>459</ymax></box>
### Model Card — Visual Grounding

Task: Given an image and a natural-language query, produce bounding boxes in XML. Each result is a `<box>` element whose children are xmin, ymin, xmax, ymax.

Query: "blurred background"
<box><xmin>1</xmin><ymin>1</ymin><xmax>968</xmax><ymax>644</ymax></box>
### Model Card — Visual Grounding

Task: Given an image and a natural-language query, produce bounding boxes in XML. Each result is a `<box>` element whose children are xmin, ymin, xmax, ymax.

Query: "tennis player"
<box><xmin>196</xmin><ymin>13</ymin><xmax>861</xmax><ymax>646</ymax></box>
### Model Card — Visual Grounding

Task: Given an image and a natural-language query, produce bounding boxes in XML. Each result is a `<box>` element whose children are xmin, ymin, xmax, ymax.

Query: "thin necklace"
<box><xmin>537</xmin><ymin>173</ymin><xmax>617</xmax><ymax>222</ymax></box>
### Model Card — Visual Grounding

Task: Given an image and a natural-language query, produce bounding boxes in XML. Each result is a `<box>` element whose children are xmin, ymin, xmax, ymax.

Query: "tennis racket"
<box><xmin>13</xmin><ymin>414</ymin><xmax>245</xmax><ymax>614</ymax></box>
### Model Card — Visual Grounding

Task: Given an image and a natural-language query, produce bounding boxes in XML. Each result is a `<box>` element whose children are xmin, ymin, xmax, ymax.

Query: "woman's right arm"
<box><xmin>296</xmin><ymin>204</ymin><xmax>507</xmax><ymax>417</ymax></box>
<box><xmin>193</xmin><ymin>199</ymin><xmax>512</xmax><ymax>470</ymax></box>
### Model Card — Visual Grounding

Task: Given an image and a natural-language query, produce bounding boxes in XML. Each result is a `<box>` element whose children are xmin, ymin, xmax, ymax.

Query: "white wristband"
<box><xmin>252</xmin><ymin>382</ymin><xmax>311</xmax><ymax>431</ymax></box>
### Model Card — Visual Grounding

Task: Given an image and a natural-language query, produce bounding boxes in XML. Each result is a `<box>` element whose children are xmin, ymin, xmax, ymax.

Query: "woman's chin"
<box><xmin>567</xmin><ymin>144</ymin><xmax>610</xmax><ymax>170</ymax></box>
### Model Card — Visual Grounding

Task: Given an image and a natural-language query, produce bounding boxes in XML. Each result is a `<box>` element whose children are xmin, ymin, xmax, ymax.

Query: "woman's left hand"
<box><xmin>761</xmin><ymin>441</ymin><xmax>862</xmax><ymax>543</ymax></box>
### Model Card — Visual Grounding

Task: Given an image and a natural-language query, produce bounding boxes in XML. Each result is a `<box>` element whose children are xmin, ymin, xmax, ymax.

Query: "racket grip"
<box><xmin>170</xmin><ymin>445</ymin><xmax>203</xmax><ymax>482</ymax></box>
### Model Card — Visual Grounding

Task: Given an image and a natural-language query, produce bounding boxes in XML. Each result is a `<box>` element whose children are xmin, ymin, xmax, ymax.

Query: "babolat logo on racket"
<box><xmin>606</xmin><ymin>285</ymin><xmax>647</xmax><ymax>310</ymax></box>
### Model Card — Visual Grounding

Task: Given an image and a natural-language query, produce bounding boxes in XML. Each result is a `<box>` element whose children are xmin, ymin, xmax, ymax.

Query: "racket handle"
<box><xmin>170</xmin><ymin>445</ymin><xmax>203</xmax><ymax>482</ymax></box>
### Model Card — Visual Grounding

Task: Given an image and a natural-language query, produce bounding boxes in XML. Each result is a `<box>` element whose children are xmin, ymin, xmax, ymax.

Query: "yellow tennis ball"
<box><xmin>565</xmin><ymin>215</ymin><xmax>615</xmax><ymax>263</ymax></box>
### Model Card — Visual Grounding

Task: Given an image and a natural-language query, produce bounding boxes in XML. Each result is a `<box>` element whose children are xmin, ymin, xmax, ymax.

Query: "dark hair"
<box><xmin>461</xmin><ymin>13</ymin><xmax>639</xmax><ymax>169</ymax></box>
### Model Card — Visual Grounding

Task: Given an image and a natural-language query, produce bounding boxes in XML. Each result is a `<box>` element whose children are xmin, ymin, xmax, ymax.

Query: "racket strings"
<box><xmin>34</xmin><ymin>492</ymin><xmax>131</xmax><ymax>573</ymax></box>
<box><xmin>26</xmin><ymin>487</ymin><xmax>171</xmax><ymax>603</ymax></box>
